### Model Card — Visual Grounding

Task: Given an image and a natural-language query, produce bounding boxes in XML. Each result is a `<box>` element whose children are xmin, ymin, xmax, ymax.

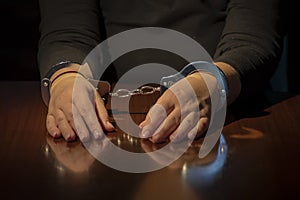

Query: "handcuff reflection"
<box><xmin>181</xmin><ymin>134</ymin><xmax>227</xmax><ymax>185</ymax></box>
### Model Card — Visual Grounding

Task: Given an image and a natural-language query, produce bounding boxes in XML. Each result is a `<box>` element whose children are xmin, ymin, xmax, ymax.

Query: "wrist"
<box><xmin>50</xmin><ymin>63</ymin><xmax>81</xmax><ymax>82</ymax></box>
<box><xmin>41</xmin><ymin>61</ymin><xmax>83</xmax><ymax>106</ymax></box>
<box><xmin>187</xmin><ymin>71</ymin><xmax>217</xmax><ymax>92</ymax></box>
<box><xmin>160</xmin><ymin>61</ymin><xmax>228</xmax><ymax>110</ymax></box>
<box><xmin>50</xmin><ymin>72</ymin><xmax>83</xmax><ymax>93</ymax></box>
<box><xmin>188</xmin><ymin>70</ymin><xmax>215</xmax><ymax>80</ymax></box>
<box><xmin>214</xmin><ymin>62</ymin><xmax>241</xmax><ymax>105</ymax></box>
<box><xmin>187</xmin><ymin>71</ymin><xmax>221</xmax><ymax>106</ymax></box>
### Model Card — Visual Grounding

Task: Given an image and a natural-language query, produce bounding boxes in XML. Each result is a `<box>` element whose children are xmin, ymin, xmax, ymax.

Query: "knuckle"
<box><xmin>169</xmin><ymin>114</ymin><xmax>180</xmax><ymax>124</ymax></box>
<box><xmin>56</xmin><ymin>116</ymin><xmax>65</xmax><ymax>123</ymax></box>
<box><xmin>185</xmin><ymin>118</ymin><xmax>193</xmax><ymax>126</ymax></box>
<box><xmin>66</xmin><ymin>110</ymin><xmax>74</xmax><ymax>119</ymax></box>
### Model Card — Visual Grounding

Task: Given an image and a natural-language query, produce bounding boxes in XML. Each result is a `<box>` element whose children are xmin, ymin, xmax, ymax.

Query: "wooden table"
<box><xmin>0</xmin><ymin>81</ymin><xmax>299</xmax><ymax>200</ymax></box>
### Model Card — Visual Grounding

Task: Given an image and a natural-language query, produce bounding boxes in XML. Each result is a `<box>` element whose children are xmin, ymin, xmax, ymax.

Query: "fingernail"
<box><xmin>66</xmin><ymin>134</ymin><xmax>75</xmax><ymax>141</ymax></box>
<box><xmin>141</xmin><ymin>130</ymin><xmax>150</xmax><ymax>138</ymax></box>
<box><xmin>53</xmin><ymin>132</ymin><xmax>59</xmax><ymax>138</ymax></box>
<box><xmin>107</xmin><ymin>122</ymin><xmax>115</xmax><ymax>129</ymax></box>
<box><xmin>139</xmin><ymin>121</ymin><xmax>145</xmax><ymax>128</ymax></box>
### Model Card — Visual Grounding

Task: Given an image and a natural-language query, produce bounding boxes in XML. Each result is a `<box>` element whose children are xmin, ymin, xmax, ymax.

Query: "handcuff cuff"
<box><xmin>41</xmin><ymin>61</ymin><xmax>228</xmax><ymax>108</ymax></box>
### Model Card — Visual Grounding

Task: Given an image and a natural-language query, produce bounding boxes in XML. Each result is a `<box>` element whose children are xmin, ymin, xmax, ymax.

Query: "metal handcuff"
<box><xmin>41</xmin><ymin>61</ymin><xmax>228</xmax><ymax>107</ymax></box>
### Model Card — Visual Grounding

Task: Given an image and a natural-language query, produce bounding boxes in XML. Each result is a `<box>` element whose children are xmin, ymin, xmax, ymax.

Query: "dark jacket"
<box><xmin>38</xmin><ymin>0</ymin><xmax>283</xmax><ymax>99</ymax></box>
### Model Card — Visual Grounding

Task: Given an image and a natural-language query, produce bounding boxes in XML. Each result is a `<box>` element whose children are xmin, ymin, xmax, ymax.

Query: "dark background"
<box><xmin>0</xmin><ymin>1</ymin><xmax>295</xmax><ymax>93</ymax></box>
<box><xmin>0</xmin><ymin>0</ymin><xmax>40</xmax><ymax>81</ymax></box>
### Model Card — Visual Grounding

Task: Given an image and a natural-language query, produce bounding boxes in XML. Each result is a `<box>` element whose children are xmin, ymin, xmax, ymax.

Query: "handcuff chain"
<box><xmin>109</xmin><ymin>86</ymin><xmax>160</xmax><ymax>98</ymax></box>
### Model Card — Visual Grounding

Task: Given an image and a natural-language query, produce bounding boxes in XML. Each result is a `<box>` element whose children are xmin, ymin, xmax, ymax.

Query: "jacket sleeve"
<box><xmin>38</xmin><ymin>0</ymin><xmax>103</xmax><ymax>78</ymax></box>
<box><xmin>213</xmin><ymin>0</ymin><xmax>284</xmax><ymax>100</ymax></box>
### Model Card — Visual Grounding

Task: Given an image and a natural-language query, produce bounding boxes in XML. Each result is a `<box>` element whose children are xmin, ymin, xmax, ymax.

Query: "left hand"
<box><xmin>139</xmin><ymin>71</ymin><xmax>220</xmax><ymax>143</ymax></box>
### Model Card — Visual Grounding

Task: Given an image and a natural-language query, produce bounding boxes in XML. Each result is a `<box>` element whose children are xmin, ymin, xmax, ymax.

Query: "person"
<box><xmin>38</xmin><ymin>0</ymin><xmax>284</xmax><ymax>142</ymax></box>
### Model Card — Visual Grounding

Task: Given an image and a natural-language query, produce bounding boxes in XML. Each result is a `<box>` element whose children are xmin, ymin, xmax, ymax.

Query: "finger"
<box><xmin>139</xmin><ymin>89</ymin><xmax>174</xmax><ymax>128</ymax></box>
<box><xmin>71</xmin><ymin>106</ymin><xmax>90</xmax><ymax>142</ymax></box>
<box><xmin>59</xmin><ymin>102</ymin><xmax>90</xmax><ymax>142</ymax></box>
<box><xmin>150</xmin><ymin>108</ymin><xmax>181</xmax><ymax>143</ymax></box>
<box><xmin>139</xmin><ymin>120</ymin><xmax>147</xmax><ymax>128</ymax></box>
<box><xmin>46</xmin><ymin>114</ymin><xmax>61</xmax><ymax>138</ymax></box>
<box><xmin>139</xmin><ymin>104</ymin><xmax>165</xmax><ymax>128</ymax></box>
<box><xmin>75</xmin><ymin>94</ymin><xmax>104</xmax><ymax>140</ymax></box>
<box><xmin>95</xmin><ymin>92</ymin><xmax>115</xmax><ymax>132</ymax></box>
<box><xmin>199</xmin><ymin>99</ymin><xmax>211</xmax><ymax>119</ymax></box>
<box><xmin>140</xmin><ymin>103</ymin><xmax>168</xmax><ymax>138</ymax></box>
<box><xmin>55</xmin><ymin>109</ymin><xmax>76</xmax><ymax>141</ymax></box>
<box><xmin>188</xmin><ymin>117</ymin><xmax>210</xmax><ymax>140</ymax></box>
<box><xmin>169</xmin><ymin>111</ymin><xmax>199</xmax><ymax>142</ymax></box>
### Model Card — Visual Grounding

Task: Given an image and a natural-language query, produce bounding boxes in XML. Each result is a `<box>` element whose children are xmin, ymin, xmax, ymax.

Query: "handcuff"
<box><xmin>160</xmin><ymin>61</ymin><xmax>228</xmax><ymax>108</ymax></box>
<box><xmin>41</xmin><ymin>61</ymin><xmax>228</xmax><ymax>107</ymax></box>
<box><xmin>41</xmin><ymin>61</ymin><xmax>73</xmax><ymax>106</ymax></box>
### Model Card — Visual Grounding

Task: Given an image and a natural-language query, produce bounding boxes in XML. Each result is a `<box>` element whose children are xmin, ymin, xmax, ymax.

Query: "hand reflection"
<box><xmin>141</xmin><ymin>139</ymin><xmax>197</xmax><ymax>169</ymax></box>
<box><xmin>46</xmin><ymin>136</ymin><xmax>95</xmax><ymax>173</ymax></box>
<box><xmin>141</xmin><ymin>138</ymin><xmax>212</xmax><ymax>169</ymax></box>
<box><xmin>141</xmin><ymin>134</ymin><xmax>228</xmax><ymax>184</ymax></box>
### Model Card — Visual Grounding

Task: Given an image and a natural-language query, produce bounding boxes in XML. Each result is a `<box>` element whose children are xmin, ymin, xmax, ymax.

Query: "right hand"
<box><xmin>46</xmin><ymin>66</ymin><xmax>115</xmax><ymax>142</ymax></box>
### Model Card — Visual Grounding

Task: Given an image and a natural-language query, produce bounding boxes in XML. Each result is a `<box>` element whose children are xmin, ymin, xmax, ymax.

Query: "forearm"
<box><xmin>38</xmin><ymin>0</ymin><xmax>103</xmax><ymax>79</ymax></box>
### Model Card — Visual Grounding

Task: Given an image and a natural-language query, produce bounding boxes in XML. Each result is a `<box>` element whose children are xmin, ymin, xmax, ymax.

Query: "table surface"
<box><xmin>0</xmin><ymin>81</ymin><xmax>299</xmax><ymax>200</ymax></box>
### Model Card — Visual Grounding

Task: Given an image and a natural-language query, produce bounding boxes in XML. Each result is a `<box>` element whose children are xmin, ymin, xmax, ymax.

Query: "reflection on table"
<box><xmin>0</xmin><ymin>81</ymin><xmax>299</xmax><ymax>200</ymax></box>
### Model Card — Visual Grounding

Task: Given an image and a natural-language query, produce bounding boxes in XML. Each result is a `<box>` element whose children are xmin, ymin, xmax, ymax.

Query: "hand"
<box><xmin>139</xmin><ymin>71</ymin><xmax>219</xmax><ymax>143</ymax></box>
<box><xmin>46</xmin><ymin>66</ymin><xmax>115</xmax><ymax>142</ymax></box>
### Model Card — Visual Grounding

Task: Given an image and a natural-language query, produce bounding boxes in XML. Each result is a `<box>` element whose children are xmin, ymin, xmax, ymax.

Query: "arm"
<box><xmin>140</xmin><ymin>0</ymin><xmax>284</xmax><ymax>143</ymax></box>
<box><xmin>214</xmin><ymin>0</ymin><xmax>283</xmax><ymax>102</ymax></box>
<box><xmin>38</xmin><ymin>0</ymin><xmax>114</xmax><ymax>141</ymax></box>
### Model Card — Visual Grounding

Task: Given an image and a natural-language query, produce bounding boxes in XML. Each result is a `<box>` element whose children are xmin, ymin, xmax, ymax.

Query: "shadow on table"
<box><xmin>226</xmin><ymin>91</ymin><xmax>296</xmax><ymax>125</ymax></box>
